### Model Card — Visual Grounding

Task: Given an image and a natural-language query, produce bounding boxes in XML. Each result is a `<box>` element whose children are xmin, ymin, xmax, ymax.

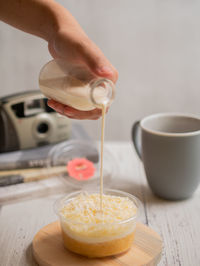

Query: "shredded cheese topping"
<box><xmin>60</xmin><ymin>193</ymin><xmax>137</xmax><ymax>224</ymax></box>
<box><xmin>59</xmin><ymin>193</ymin><xmax>138</xmax><ymax>240</ymax></box>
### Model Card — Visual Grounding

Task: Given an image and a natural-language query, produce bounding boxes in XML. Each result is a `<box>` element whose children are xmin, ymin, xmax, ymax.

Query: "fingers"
<box><xmin>47</xmin><ymin>99</ymin><xmax>104</xmax><ymax>120</ymax></box>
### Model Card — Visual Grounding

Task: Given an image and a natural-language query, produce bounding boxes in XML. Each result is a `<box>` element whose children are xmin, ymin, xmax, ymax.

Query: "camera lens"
<box><xmin>37</xmin><ymin>122</ymin><xmax>49</xmax><ymax>134</ymax></box>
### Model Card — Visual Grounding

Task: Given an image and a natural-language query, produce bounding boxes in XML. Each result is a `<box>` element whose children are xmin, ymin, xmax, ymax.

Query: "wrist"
<box><xmin>44</xmin><ymin>1</ymin><xmax>86</xmax><ymax>41</ymax></box>
<box><xmin>38</xmin><ymin>0</ymin><xmax>62</xmax><ymax>41</ymax></box>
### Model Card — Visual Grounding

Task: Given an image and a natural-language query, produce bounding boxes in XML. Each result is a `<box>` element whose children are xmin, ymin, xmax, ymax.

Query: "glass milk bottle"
<box><xmin>39</xmin><ymin>59</ymin><xmax>115</xmax><ymax>111</ymax></box>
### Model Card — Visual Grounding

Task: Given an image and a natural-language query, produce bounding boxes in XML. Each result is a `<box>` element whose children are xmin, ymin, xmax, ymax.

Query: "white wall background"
<box><xmin>1</xmin><ymin>0</ymin><xmax>200</xmax><ymax>141</ymax></box>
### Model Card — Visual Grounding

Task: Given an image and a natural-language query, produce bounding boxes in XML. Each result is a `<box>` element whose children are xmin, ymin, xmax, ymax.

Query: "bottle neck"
<box><xmin>89</xmin><ymin>78</ymin><xmax>115</xmax><ymax>108</ymax></box>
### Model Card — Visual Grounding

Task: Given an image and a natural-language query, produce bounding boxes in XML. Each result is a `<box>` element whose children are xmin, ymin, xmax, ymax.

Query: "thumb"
<box><xmin>78</xmin><ymin>39</ymin><xmax>118</xmax><ymax>83</ymax></box>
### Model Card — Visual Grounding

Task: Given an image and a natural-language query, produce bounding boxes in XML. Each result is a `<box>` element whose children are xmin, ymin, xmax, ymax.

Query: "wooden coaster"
<box><xmin>32</xmin><ymin>221</ymin><xmax>162</xmax><ymax>266</ymax></box>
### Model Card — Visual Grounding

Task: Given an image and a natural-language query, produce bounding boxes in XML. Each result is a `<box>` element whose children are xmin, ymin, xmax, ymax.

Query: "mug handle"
<box><xmin>131</xmin><ymin>121</ymin><xmax>142</xmax><ymax>160</ymax></box>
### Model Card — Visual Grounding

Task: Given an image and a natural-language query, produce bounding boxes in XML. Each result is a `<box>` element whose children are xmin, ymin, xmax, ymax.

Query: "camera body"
<box><xmin>0</xmin><ymin>91</ymin><xmax>71</xmax><ymax>153</ymax></box>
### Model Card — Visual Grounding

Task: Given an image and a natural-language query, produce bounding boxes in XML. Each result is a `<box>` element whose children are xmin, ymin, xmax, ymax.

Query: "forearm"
<box><xmin>0</xmin><ymin>0</ymin><xmax>84</xmax><ymax>42</ymax></box>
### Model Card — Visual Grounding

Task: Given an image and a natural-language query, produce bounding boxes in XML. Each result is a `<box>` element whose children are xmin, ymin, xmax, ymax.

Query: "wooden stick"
<box><xmin>0</xmin><ymin>166</ymin><xmax>67</xmax><ymax>186</ymax></box>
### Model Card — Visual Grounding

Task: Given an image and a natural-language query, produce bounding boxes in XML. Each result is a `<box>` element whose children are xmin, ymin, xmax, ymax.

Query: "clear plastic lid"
<box><xmin>46</xmin><ymin>140</ymin><xmax>117</xmax><ymax>189</ymax></box>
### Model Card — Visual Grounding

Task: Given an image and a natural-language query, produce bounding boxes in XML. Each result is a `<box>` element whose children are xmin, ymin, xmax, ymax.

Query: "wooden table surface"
<box><xmin>0</xmin><ymin>141</ymin><xmax>199</xmax><ymax>266</ymax></box>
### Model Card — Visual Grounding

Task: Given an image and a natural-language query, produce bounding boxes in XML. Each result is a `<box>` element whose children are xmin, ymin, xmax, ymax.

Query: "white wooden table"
<box><xmin>0</xmin><ymin>141</ymin><xmax>199</xmax><ymax>266</ymax></box>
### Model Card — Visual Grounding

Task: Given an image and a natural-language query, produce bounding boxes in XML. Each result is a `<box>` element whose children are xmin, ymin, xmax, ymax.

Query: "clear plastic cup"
<box><xmin>54</xmin><ymin>189</ymin><xmax>142</xmax><ymax>258</ymax></box>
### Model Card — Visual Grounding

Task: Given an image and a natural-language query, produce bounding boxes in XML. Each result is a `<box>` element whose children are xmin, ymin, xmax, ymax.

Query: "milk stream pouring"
<box><xmin>39</xmin><ymin>59</ymin><xmax>115</xmax><ymax>211</ymax></box>
<box><xmin>39</xmin><ymin>59</ymin><xmax>115</xmax><ymax>110</ymax></box>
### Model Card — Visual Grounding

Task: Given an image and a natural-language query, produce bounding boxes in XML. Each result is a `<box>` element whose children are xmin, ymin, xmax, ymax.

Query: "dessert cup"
<box><xmin>54</xmin><ymin>189</ymin><xmax>141</xmax><ymax>258</ymax></box>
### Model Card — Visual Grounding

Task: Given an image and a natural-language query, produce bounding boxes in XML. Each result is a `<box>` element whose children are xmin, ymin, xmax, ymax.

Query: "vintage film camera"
<box><xmin>0</xmin><ymin>91</ymin><xmax>71</xmax><ymax>153</ymax></box>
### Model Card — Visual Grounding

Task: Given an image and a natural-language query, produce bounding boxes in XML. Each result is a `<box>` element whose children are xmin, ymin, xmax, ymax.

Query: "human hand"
<box><xmin>0</xmin><ymin>0</ymin><xmax>117</xmax><ymax>119</ymax></box>
<box><xmin>47</xmin><ymin>13</ymin><xmax>118</xmax><ymax>119</ymax></box>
